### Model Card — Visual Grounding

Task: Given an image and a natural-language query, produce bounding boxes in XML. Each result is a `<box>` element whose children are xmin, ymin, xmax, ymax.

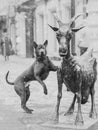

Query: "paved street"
<box><xmin>0</xmin><ymin>55</ymin><xmax>98</xmax><ymax>130</ymax></box>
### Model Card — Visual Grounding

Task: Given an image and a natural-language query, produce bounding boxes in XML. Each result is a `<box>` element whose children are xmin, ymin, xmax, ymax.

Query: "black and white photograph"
<box><xmin>0</xmin><ymin>0</ymin><xmax>98</xmax><ymax>130</ymax></box>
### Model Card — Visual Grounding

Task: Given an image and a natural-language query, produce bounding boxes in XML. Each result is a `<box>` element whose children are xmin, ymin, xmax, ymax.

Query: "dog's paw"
<box><xmin>44</xmin><ymin>87</ymin><xmax>48</xmax><ymax>95</ymax></box>
<box><xmin>23</xmin><ymin>106</ymin><xmax>33</xmax><ymax>114</ymax></box>
<box><xmin>27</xmin><ymin>110</ymin><xmax>32</xmax><ymax>114</ymax></box>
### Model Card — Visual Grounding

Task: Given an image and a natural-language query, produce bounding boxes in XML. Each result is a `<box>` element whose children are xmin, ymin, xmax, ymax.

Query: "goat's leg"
<box><xmin>89</xmin><ymin>86</ymin><xmax>97</xmax><ymax>118</ymax></box>
<box><xmin>55</xmin><ymin>68</ymin><xmax>63</xmax><ymax>123</ymax></box>
<box><xmin>75</xmin><ymin>72</ymin><xmax>83</xmax><ymax>125</ymax></box>
<box><xmin>75</xmin><ymin>91</ymin><xmax>84</xmax><ymax>125</ymax></box>
<box><xmin>64</xmin><ymin>94</ymin><xmax>76</xmax><ymax>116</ymax></box>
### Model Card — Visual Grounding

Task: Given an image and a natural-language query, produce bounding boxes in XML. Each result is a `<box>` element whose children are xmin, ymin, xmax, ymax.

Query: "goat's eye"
<box><xmin>66</xmin><ymin>33</ymin><xmax>72</xmax><ymax>39</ymax></box>
<box><xmin>56</xmin><ymin>33</ymin><xmax>61</xmax><ymax>38</ymax></box>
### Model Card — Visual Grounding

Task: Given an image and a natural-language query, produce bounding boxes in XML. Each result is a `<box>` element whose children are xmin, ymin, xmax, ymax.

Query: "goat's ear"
<box><xmin>48</xmin><ymin>24</ymin><xmax>59</xmax><ymax>32</ymax></box>
<box><xmin>33</xmin><ymin>41</ymin><xmax>38</xmax><ymax>48</ymax></box>
<box><xmin>43</xmin><ymin>40</ymin><xmax>48</xmax><ymax>47</ymax></box>
<box><xmin>71</xmin><ymin>26</ymin><xmax>85</xmax><ymax>32</ymax></box>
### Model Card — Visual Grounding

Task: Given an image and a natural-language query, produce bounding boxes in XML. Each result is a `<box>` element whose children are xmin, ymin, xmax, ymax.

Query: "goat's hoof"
<box><xmin>75</xmin><ymin>114</ymin><xmax>84</xmax><ymax>126</ymax></box>
<box><xmin>53</xmin><ymin>118</ymin><xmax>59</xmax><ymax>124</ymax></box>
<box><xmin>89</xmin><ymin>112</ymin><xmax>97</xmax><ymax>119</ymax></box>
<box><xmin>53</xmin><ymin>114</ymin><xmax>59</xmax><ymax>124</ymax></box>
<box><xmin>64</xmin><ymin>111</ymin><xmax>74</xmax><ymax>116</ymax></box>
<box><xmin>75</xmin><ymin>120</ymin><xmax>84</xmax><ymax>126</ymax></box>
<box><xmin>64</xmin><ymin>109</ymin><xmax>74</xmax><ymax>116</ymax></box>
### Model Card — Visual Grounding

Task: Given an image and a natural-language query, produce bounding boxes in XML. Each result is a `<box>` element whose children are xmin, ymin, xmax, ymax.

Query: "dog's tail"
<box><xmin>6</xmin><ymin>71</ymin><xmax>14</xmax><ymax>85</ymax></box>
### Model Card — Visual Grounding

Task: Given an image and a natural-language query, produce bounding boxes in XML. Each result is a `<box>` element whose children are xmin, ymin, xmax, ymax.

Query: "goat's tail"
<box><xmin>5</xmin><ymin>71</ymin><xmax>14</xmax><ymax>85</ymax></box>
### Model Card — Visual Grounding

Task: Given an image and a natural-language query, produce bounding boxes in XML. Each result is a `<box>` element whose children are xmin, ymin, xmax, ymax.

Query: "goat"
<box><xmin>49</xmin><ymin>14</ymin><xmax>97</xmax><ymax>125</ymax></box>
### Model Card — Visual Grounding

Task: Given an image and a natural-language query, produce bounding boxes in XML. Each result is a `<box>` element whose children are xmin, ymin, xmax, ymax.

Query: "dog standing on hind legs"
<box><xmin>5</xmin><ymin>40</ymin><xmax>58</xmax><ymax>114</ymax></box>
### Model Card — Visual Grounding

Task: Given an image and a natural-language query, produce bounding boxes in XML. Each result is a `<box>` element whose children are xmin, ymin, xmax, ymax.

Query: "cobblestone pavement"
<box><xmin>0</xmin><ymin>55</ymin><xmax>98</xmax><ymax>130</ymax></box>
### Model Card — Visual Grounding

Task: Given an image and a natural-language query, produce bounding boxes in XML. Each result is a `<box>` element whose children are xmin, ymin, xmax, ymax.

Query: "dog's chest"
<box><xmin>40</xmin><ymin>71</ymin><xmax>49</xmax><ymax>80</ymax></box>
<box><xmin>35</xmin><ymin>60</ymin><xmax>50</xmax><ymax>80</ymax></box>
<box><xmin>40</xmin><ymin>63</ymin><xmax>50</xmax><ymax>80</ymax></box>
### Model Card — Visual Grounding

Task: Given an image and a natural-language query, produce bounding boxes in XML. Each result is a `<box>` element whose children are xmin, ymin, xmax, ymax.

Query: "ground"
<box><xmin>0</xmin><ymin>55</ymin><xmax>98</xmax><ymax>130</ymax></box>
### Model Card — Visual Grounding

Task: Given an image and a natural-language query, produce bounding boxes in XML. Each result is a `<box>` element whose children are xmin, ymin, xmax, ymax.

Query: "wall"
<box><xmin>15</xmin><ymin>12</ymin><xmax>26</xmax><ymax>57</ymax></box>
<box><xmin>35</xmin><ymin>0</ymin><xmax>71</xmax><ymax>57</ymax></box>
<box><xmin>75</xmin><ymin>0</ymin><xmax>98</xmax><ymax>59</ymax></box>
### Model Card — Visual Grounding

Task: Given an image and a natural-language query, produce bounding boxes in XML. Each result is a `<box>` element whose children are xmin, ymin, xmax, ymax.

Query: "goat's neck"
<box><xmin>62</xmin><ymin>55</ymin><xmax>72</xmax><ymax>64</ymax></box>
<box><xmin>62</xmin><ymin>40</ymin><xmax>75</xmax><ymax>69</ymax></box>
<box><xmin>63</xmin><ymin>41</ymin><xmax>71</xmax><ymax>59</ymax></box>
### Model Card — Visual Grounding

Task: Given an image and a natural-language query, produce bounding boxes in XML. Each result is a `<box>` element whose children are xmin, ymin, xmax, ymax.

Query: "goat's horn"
<box><xmin>48</xmin><ymin>24</ymin><xmax>59</xmax><ymax>31</ymax></box>
<box><xmin>53</xmin><ymin>14</ymin><xmax>63</xmax><ymax>27</ymax></box>
<box><xmin>69</xmin><ymin>13</ymin><xmax>83</xmax><ymax>28</ymax></box>
<box><xmin>71</xmin><ymin>25</ymin><xmax>85</xmax><ymax>32</ymax></box>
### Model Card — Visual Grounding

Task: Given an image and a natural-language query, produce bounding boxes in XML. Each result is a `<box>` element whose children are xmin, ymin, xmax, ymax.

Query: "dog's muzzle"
<box><xmin>41</xmin><ymin>51</ymin><xmax>45</xmax><ymax>56</ymax></box>
<box><xmin>39</xmin><ymin>49</ymin><xmax>46</xmax><ymax>57</ymax></box>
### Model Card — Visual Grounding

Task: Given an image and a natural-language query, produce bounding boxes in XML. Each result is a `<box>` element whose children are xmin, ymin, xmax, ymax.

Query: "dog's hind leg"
<box><xmin>25</xmin><ymin>85</ymin><xmax>30</xmax><ymax>102</ymax></box>
<box><xmin>25</xmin><ymin>85</ymin><xmax>34</xmax><ymax>112</ymax></box>
<box><xmin>20</xmin><ymin>90</ymin><xmax>32</xmax><ymax>114</ymax></box>
<box><xmin>15</xmin><ymin>83</ymin><xmax>32</xmax><ymax>114</ymax></box>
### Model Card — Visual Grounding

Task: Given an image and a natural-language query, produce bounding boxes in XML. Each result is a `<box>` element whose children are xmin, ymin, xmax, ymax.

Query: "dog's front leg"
<box><xmin>48</xmin><ymin>59</ymin><xmax>58</xmax><ymax>71</ymax></box>
<box><xmin>35</xmin><ymin>75</ymin><xmax>48</xmax><ymax>95</ymax></box>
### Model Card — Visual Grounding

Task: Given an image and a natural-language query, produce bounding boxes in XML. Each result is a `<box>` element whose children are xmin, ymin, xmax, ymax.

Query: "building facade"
<box><xmin>15</xmin><ymin>0</ymin><xmax>35</xmax><ymax>57</ymax></box>
<box><xmin>75</xmin><ymin>0</ymin><xmax>98</xmax><ymax>59</ymax></box>
<box><xmin>13</xmin><ymin>0</ymin><xmax>72</xmax><ymax>57</ymax></box>
<box><xmin>34</xmin><ymin>0</ymin><xmax>98</xmax><ymax>58</ymax></box>
<box><xmin>35</xmin><ymin>0</ymin><xmax>72</xmax><ymax>57</ymax></box>
<box><xmin>1</xmin><ymin>0</ymin><xmax>98</xmax><ymax>59</ymax></box>
<box><xmin>86</xmin><ymin>0</ymin><xmax>98</xmax><ymax>59</ymax></box>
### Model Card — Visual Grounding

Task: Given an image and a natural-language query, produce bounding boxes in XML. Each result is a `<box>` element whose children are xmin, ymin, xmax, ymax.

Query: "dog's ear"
<box><xmin>33</xmin><ymin>41</ymin><xmax>38</xmax><ymax>48</ymax></box>
<box><xmin>43</xmin><ymin>40</ymin><xmax>48</xmax><ymax>47</ymax></box>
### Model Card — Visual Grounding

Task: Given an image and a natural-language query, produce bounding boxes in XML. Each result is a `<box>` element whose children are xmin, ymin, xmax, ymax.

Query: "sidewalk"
<box><xmin>0</xmin><ymin>55</ymin><xmax>98</xmax><ymax>130</ymax></box>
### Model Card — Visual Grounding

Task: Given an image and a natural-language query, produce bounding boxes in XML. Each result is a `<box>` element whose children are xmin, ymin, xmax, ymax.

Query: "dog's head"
<box><xmin>33</xmin><ymin>40</ymin><xmax>48</xmax><ymax>58</ymax></box>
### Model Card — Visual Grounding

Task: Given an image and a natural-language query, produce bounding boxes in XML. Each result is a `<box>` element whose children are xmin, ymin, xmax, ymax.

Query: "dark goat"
<box><xmin>49</xmin><ymin>14</ymin><xmax>97</xmax><ymax>125</ymax></box>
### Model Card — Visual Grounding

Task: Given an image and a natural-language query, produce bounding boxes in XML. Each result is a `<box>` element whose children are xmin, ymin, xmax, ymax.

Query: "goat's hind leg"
<box><xmin>75</xmin><ymin>73</ymin><xmax>83</xmax><ymax>125</ymax></box>
<box><xmin>64</xmin><ymin>94</ymin><xmax>76</xmax><ymax>116</ymax></box>
<box><xmin>75</xmin><ymin>92</ymin><xmax>84</xmax><ymax>125</ymax></box>
<box><xmin>89</xmin><ymin>85</ymin><xmax>97</xmax><ymax>118</ymax></box>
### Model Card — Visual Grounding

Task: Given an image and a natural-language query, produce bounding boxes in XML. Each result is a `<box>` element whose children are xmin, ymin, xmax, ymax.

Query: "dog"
<box><xmin>6</xmin><ymin>40</ymin><xmax>58</xmax><ymax>114</ymax></box>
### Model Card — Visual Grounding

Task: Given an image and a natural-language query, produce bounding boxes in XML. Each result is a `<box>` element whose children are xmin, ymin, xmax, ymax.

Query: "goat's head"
<box><xmin>49</xmin><ymin>14</ymin><xmax>85</xmax><ymax>57</ymax></box>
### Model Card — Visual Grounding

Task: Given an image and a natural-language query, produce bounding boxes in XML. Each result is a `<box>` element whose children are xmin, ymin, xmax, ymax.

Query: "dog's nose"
<box><xmin>40</xmin><ymin>51</ymin><xmax>45</xmax><ymax>56</ymax></box>
<box><xmin>41</xmin><ymin>51</ymin><xmax>44</xmax><ymax>55</ymax></box>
